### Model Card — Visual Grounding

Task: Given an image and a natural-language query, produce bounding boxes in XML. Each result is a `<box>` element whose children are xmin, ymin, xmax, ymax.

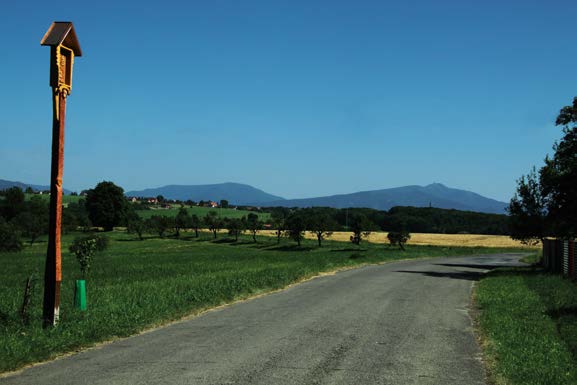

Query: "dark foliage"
<box><xmin>0</xmin><ymin>218</ymin><xmax>23</xmax><ymax>252</ymax></box>
<box><xmin>85</xmin><ymin>181</ymin><xmax>130</xmax><ymax>231</ymax></box>
<box><xmin>387</xmin><ymin>231</ymin><xmax>411</xmax><ymax>251</ymax></box>
<box><xmin>510</xmin><ymin>96</ymin><xmax>577</xmax><ymax>240</ymax></box>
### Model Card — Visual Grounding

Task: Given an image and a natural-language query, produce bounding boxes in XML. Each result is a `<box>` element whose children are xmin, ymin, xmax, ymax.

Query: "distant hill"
<box><xmin>261</xmin><ymin>183</ymin><xmax>508</xmax><ymax>214</ymax></box>
<box><xmin>0</xmin><ymin>179</ymin><xmax>72</xmax><ymax>195</ymax></box>
<box><xmin>125</xmin><ymin>182</ymin><xmax>285</xmax><ymax>205</ymax></box>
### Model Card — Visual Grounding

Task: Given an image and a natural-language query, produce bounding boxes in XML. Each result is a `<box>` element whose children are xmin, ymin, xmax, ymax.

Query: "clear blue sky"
<box><xmin>1</xmin><ymin>0</ymin><xmax>576</xmax><ymax>202</ymax></box>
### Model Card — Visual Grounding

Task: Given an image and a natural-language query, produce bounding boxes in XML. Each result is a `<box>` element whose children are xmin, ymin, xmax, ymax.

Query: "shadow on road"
<box><xmin>395</xmin><ymin>257</ymin><xmax>527</xmax><ymax>282</ymax></box>
<box><xmin>434</xmin><ymin>263</ymin><xmax>504</xmax><ymax>270</ymax></box>
<box><xmin>394</xmin><ymin>269</ymin><xmax>487</xmax><ymax>281</ymax></box>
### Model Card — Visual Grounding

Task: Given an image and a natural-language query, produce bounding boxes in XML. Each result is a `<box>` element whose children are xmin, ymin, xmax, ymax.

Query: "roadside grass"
<box><xmin>476</xmin><ymin>266</ymin><xmax>577</xmax><ymax>385</ymax></box>
<box><xmin>0</xmin><ymin>231</ymin><xmax>524</xmax><ymax>373</ymax></box>
<box><xmin>519</xmin><ymin>251</ymin><xmax>542</xmax><ymax>265</ymax></box>
<box><xmin>136</xmin><ymin>206</ymin><xmax>270</xmax><ymax>221</ymax></box>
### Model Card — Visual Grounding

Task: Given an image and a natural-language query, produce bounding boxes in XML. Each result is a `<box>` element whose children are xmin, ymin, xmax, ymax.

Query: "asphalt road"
<box><xmin>1</xmin><ymin>253</ymin><xmax>526</xmax><ymax>385</ymax></box>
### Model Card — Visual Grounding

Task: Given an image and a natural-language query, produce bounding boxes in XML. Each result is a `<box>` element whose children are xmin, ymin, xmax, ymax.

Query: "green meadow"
<box><xmin>0</xmin><ymin>230</ymin><xmax>524</xmax><ymax>373</ymax></box>
<box><xmin>476</xmin><ymin>265</ymin><xmax>577</xmax><ymax>385</ymax></box>
<box><xmin>135</xmin><ymin>205</ymin><xmax>270</xmax><ymax>220</ymax></box>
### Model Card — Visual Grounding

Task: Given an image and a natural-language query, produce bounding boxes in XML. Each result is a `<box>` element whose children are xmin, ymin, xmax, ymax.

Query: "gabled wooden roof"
<box><xmin>40</xmin><ymin>22</ymin><xmax>82</xmax><ymax>57</ymax></box>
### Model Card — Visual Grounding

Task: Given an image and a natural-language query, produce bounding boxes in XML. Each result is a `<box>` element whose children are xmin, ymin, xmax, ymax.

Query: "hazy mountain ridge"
<box><xmin>2</xmin><ymin>178</ymin><xmax>508</xmax><ymax>214</ymax></box>
<box><xmin>0</xmin><ymin>179</ymin><xmax>72</xmax><ymax>195</ymax></box>
<box><xmin>125</xmin><ymin>182</ymin><xmax>285</xmax><ymax>205</ymax></box>
<box><xmin>259</xmin><ymin>183</ymin><xmax>508</xmax><ymax>214</ymax></box>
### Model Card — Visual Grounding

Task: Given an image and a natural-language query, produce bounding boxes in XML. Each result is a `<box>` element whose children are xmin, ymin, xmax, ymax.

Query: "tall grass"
<box><xmin>0</xmin><ymin>231</ymin><xmax>524</xmax><ymax>373</ymax></box>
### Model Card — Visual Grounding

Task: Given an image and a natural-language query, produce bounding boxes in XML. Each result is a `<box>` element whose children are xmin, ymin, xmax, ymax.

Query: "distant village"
<box><xmin>21</xmin><ymin>187</ymin><xmax>261</xmax><ymax>212</ymax></box>
<box><xmin>126</xmin><ymin>196</ymin><xmax>222</xmax><ymax>210</ymax></box>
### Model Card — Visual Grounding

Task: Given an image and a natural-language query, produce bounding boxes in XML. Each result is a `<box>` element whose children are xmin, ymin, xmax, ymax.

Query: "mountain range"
<box><xmin>128</xmin><ymin>182</ymin><xmax>508</xmax><ymax>214</ymax></box>
<box><xmin>1</xmin><ymin>178</ymin><xmax>508</xmax><ymax>214</ymax></box>
<box><xmin>126</xmin><ymin>183</ymin><xmax>284</xmax><ymax>205</ymax></box>
<box><xmin>262</xmin><ymin>183</ymin><xmax>508</xmax><ymax>214</ymax></box>
<box><xmin>0</xmin><ymin>179</ymin><xmax>72</xmax><ymax>195</ymax></box>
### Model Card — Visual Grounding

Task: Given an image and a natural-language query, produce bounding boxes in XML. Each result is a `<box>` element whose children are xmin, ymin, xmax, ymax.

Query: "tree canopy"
<box><xmin>509</xmin><ymin>96</ymin><xmax>577</xmax><ymax>241</ymax></box>
<box><xmin>85</xmin><ymin>181</ymin><xmax>130</xmax><ymax>231</ymax></box>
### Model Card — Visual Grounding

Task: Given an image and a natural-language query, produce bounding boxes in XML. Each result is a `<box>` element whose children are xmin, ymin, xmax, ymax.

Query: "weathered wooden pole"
<box><xmin>42</xmin><ymin>88</ymin><xmax>67</xmax><ymax>327</ymax></box>
<box><xmin>40</xmin><ymin>22</ymin><xmax>82</xmax><ymax>327</ymax></box>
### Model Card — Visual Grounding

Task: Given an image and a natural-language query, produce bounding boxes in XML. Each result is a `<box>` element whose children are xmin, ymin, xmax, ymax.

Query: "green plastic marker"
<box><xmin>75</xmin><ymin>280</ymin><xmax>87</xmax><ymax>311</ymax></box>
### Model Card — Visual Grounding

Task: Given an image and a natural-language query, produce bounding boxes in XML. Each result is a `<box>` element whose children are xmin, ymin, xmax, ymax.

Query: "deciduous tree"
<box><xmin>245</xmin><ymin>213</ymin><xmax>262</xmax><ymax>243</ymax></box>
<box><xmin>349</xmin><ymin>213</ymin><xmax>371</xmax><ymax>245</ymax></box>
<box><xmin>85</xmin><ymin>181</ymin><xmax>129</xmax><ymax>231</ymax></box>
<box><xmin>147</xmin><ymin>215</ymin><xmax>171</xmax><ymax>238</ymax></box>
<box><xmin>286</xmin><ymin>212</ymin><xmax>306</xmax><ymax>246</ymax></box>
<box><xmin>126</xmin><ymin>211</ymin><xmax>146</xmax><ymax>240</ymax></box>
<box><xmin>540</xmin><ymin>97</ymin><xmax>577</xmax><ymax>238</ymax></box>
<box><xmin>190</xmin><ymin>214</ymin><xmax>201</xmax><ymax>238</ymax></box>
<box><xmin>226</xmin><ymin>217</ymin><xmax>243</xmax><ymax>241</ymax></box>
<box><xmin>508</xmin><ymin>169</ymin><xmax>548</xmax><ymax>245</ymax></box>
<box><xmin>305</xmin><ymin>208</ymin><xmax>335</xmax><ymax>247</ymax></box>
<box><xmin>0</xmin><ymin>217</ymin><xmax>22</xmax><ymax>252</ymax></box>
<box><xmin>204</xmin><ymin>211</ymin><xmax>222</xmax><ymax>239</ymax></box>
<box><xmin>510</xmin><ymin>96</ymin><xmax>577</xmax><ymax>241</ymax></box>
<box><xmin>387</xmin><ymin>231</ymin><xmax>411</xmax><ymax>250</ymax></box>
<box><xmin>1</xmin><ymin>187</ymin><xmax>25</xmax><ymax>220</ymax></box>
<box><xmin>174</xmin><ymin>207</ymin><xmax>190</xmax><ymax>238</ymax></box>
<box><xmin>270</xmin><ymin>210</ymin><xmax>288</xmax><ymax>244</ymax></box>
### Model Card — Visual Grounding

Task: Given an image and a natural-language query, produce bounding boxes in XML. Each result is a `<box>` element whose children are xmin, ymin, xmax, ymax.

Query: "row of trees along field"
<box><xmin>1</xmin><ymin>178</ymin><xmax>511</xmax><ymax>252</ymax></box>
<box><xmin>508</xmin><ymin>96</ymin><xmax>577</xmax><ymax>245</ymax></box>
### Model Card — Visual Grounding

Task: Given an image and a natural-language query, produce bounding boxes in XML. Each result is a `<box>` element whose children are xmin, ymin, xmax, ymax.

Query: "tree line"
<box><xmin>508</xmin><ymin>97</ymin><xmax>577</xmax><ymax>244</ymax></box>
<box><xmin>1</xmin><ymin>179</ymin><xmax>512</xmax><ymax>252</ymax></box>
<box><xmin>0</xmin><ymin>186</ymin><xmax>92</xmax><ymax>251</ymax></box>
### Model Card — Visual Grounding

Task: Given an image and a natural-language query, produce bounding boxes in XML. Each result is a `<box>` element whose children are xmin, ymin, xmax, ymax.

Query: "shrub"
<box><xmin>68</xmin><ymin>234</ymin><xmax>108</xmax><ymax>278</ymax></box>
<box><xmin>0</xmin><ymin>219</ymin><xmax>23</xmax><ymax>252</ymax></box>
<box><xmin>92</xmin><ymin>234</ymin><xmax>109</xmax><ymax>252</ymax></box>
<box><xmin>69</xmin><ymin>238</ymin><xmax>96</xmax><ymax>278</ymax></box>
<box><xmin>387</xmin><ymin>231</ymin><xmax>411</xmax><ymax>251</ymax></box>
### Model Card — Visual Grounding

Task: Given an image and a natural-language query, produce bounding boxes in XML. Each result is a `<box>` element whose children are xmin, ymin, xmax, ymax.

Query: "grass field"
<box><xmin>136</xmin><ymin>206</ymin><xmax>270</xmax><ymax>221</ymax></box>
<box><xmin>0</xmin><ymin>230</ymin><xmax>526</xmax><ymax>373</ymax></box>
<box><xmin>23</xmin><ymin>193</ymin><xmax>82</xmax><ymax>207</ymax></box>
<box><xmin>476</xmin><ymin>267</ymin><xmax>577</xmax><ymax>385</ymax></box>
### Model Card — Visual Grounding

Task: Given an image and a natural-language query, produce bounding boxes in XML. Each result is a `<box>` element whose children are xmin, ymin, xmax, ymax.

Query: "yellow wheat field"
<box><xmin>260</xmin><ymin>230</ymin><xmax>538</xmax><ymax>249</ymax></box>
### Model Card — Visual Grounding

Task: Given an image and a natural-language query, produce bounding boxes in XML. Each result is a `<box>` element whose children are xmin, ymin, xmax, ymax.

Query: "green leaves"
<box><xmin>69</xmin><ymin>234</ymin><xmax>109</xmax><ymax>278</ymax></box>
<box><xmin>69</xmin><ymin>238</ymin><xmax>97</xmax><ymax>278</ymax></box>
<box><xmin>510</xmin><ymin>96</ymin><xmax>577</xmax><ymax>241</ymax></box>
<box><xmin>85</xmin><ymin>181</ymin><xmax>129</xmax><ymax>231</ymax></box>
<box><xmin>387</xmin><ymin>231</ymin><xmax>411</xmax><ymax>250</ymax></box>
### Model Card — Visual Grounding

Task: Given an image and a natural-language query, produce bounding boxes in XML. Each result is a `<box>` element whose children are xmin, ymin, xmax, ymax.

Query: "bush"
<box><xmin>387</xmin><ymin>231</ymin><xmax>411</xmax><ymax>251</ymax></box>
<box><xmin>69</xmin><ymin>237</ymin><xmax>96</xmax><ymax>278</ymax></box>
<box><xmin>68</xmin><ymin>234</ymin><xmax>109</xmax><ymax>278</ymax></box>
<box><xmin>92</xmin><ymin>234</ymin><xmax>109</xmax><ymax>252</ymax></box>
<box><xmin>0</xmin><ymin>219</ymin><xmax>23</xmax><ymax>252</ymax></box>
